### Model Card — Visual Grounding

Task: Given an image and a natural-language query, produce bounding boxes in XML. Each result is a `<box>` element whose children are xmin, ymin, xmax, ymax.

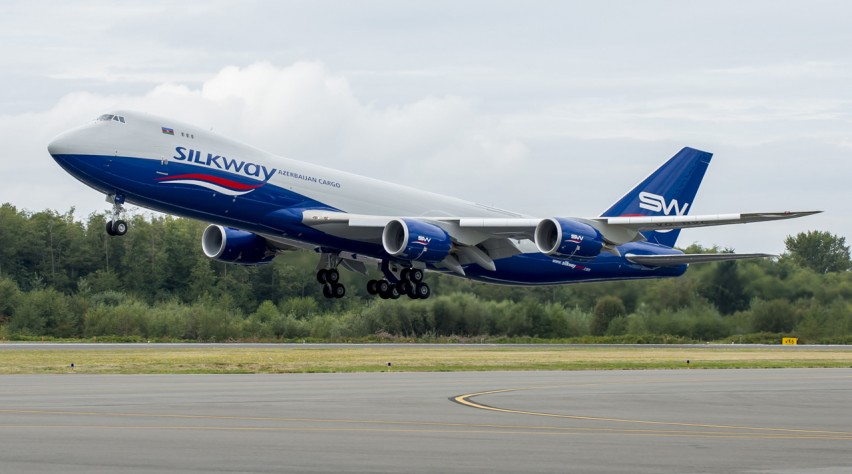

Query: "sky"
<box><xmin>1</xmin><ymin>1</ymin><xmax>849</xmax><ymax>254</ymax></box>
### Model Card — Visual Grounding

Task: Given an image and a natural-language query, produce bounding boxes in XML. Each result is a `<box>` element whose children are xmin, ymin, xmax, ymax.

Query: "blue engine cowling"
<box><xmin>534</xmin><ymin>218</ymin><xmax>605</xmax><ymax>262</ymax></box>
<box><xmin>201</xmin><ymin>225</ymin><xmax>274</xmax><ymax>265</ymax></box>
<box><xmin>382</xmin><ymin>219</ymin><xmax>452</xmax><ymax>263</ymax></box>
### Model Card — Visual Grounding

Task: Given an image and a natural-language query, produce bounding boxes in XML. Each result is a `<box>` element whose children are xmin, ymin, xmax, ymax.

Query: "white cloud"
<box><xmin>1</xmin><ymin>61</ymin><xmax>530</xmax><ymax>217</ymax></box>
<box><xmin>2</xmin><ymin>0</ymin><xmax>851</xmax><ymax>254</ymax></box>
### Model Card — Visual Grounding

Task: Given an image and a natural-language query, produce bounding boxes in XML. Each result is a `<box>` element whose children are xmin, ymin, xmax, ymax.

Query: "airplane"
<box><xmin>47</xmin><ymin>110</ymin><xmax>818</xmax><ymax>300</ymax></box>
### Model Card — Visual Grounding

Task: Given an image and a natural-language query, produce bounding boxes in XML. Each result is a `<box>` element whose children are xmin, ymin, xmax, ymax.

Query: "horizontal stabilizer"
<box><xmin>625</xmin><ymin>252</ymin><xmax>774</xmax><ymax>267</ymax></box>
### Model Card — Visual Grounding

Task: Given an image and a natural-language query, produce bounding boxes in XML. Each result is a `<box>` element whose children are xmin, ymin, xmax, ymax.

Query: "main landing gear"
<box><xmin>366</xmin><ymin>267</ymin><xmax>431</xmax><ymax>300</ymax></box>
<box><xmin>315</xmin><ymin>254</ymin><xmax>432</xmax><ymax>300</ymax></box>
<box><xmin>316</xmin><ymin>253</ymin><xmax>347</xmax><ymax>299</ymax></box>
<box><xmin>105</xmin><ymin>194</ymin><xmax>128</xmax><ymax>237</ymax></box>
<box><xmin>317</xmin><ymin>268</ymin><xmax>346</xmax><ymax>299</ymax></box>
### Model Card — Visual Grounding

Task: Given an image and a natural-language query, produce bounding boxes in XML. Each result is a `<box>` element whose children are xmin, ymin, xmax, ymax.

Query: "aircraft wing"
<box><xmin>589</xmin><ymin>211</ymin><xmax>821</xmax><ymax>245</ymax></box>
<box><xmin>595</xmin><ymin>211</ymin><xmax>821</xmax><ymax>232</ymax></box>
<box><xmin>302</xmin><ymin>210</ymin><xmax>821</xmax><ymax>247</ymax></box>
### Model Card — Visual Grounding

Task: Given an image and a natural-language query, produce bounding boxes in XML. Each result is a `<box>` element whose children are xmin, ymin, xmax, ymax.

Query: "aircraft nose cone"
<box><xmin>47</xmin><ymin>130</ymin><xmax>76</xmax><ymax>157</ymax></box>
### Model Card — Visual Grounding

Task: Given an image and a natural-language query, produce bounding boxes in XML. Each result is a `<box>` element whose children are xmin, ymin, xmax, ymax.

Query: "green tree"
<box><xmin>10</xmin><ymin>288</ymin><xmax>78</xmax><ymax>337</ymax></box>
<box><xmin>0</xmin><ymin>277</ymin><xmax>21</xmax><ymax>324</ymax></box>
<box><xmin>699</xmin><ymin>260</ymin><xmax>750</xmax><ymax>315</ymax></box>
<box><xmin>645</xmin><ymin>277</ymin><xmax>699</xmax><ymax>312</ymax></box>
<box><xmin>591</xmin><ymin>295</ymin><xmax>626</xmax><ymax>336</ymax></box>
<box><xmin>84</xmin><ymin>299</ymin><xmax>149</xmax><ymax>337</ymax></box>
<box><xmin>750</xmin><ymin>299</ymin><xmax>798</xmax><ymax>333</ymax></box>
<box><xmin>784</xmin><ymin>231</ymin><xmax>851</xmax><ymax>274</ymax></box>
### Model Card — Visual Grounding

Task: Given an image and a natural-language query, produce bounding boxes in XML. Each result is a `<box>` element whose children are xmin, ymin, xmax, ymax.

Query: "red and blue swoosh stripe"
<box><xmin>156</xmin><ymin>173</ymin><xmax>266</xmax><ymax>196</ymax></box>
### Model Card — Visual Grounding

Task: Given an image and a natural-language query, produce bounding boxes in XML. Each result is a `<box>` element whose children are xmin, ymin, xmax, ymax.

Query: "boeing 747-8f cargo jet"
<box><xmin>48</xmin><ymin>111</ymin><xmax>818</xmax><ymax>299</ymax></box>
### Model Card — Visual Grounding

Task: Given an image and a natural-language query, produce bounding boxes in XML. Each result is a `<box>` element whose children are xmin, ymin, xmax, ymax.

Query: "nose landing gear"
<box><xmin>105</xmin><ymin>194</ymin><xmax>128</xmax><ymax>236</ymax></box>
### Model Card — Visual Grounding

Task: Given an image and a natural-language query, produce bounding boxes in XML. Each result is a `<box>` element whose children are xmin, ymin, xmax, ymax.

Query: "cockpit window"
<box><xmin>97</xmin><ymin>114</ymin><xmax>126</xmax><ymax>123</ymax></box>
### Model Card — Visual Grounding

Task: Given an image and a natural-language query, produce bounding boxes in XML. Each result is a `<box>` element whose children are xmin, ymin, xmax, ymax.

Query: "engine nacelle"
<box><xmin>382</xmin><ymin>219</ymin><xmax>452</xmax><ymax>263</ymax></box>
<box><xmin>201</xmin><ymin>225</ymin><xmax>274</xmax><ymax>265</ymax></box>
<box><xmin>534</xmin><ymin>218</ymin><xmax>605</xmax><ymax>262</ymax></box>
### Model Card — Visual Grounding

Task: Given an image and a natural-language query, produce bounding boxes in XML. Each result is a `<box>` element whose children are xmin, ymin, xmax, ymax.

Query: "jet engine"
<box><xmin>382</xmin><ymin>219</ymin><xmax>452</xmax><ymax>263</ymax></box>
<box><xmin>534</xmin><ymin>218</ymin><xmax>605</xmax><ymax>262</ymax></box>
<box><xmin>201</xmin><ymin>225</ymin><xmax>274</xmax><ymax>265</ymax></box>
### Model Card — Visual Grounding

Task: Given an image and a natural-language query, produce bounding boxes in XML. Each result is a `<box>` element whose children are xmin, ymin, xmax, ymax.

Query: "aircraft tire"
<box><xmin>326</xmin><ymin>269</ymin><xmax>340</xmax><ymax>283</ymax></box>
<box><xmin>367</xmin><ymin>280</ymin><xmax>378</xmax><ymax>295</ymax></box>
<box><xmin>105</xmin><ymin>221</ymin><xmax>116</xmax><ymax>236</ymax></box>
<box><xmin>316</xmin><ymin>269</ymin><xmax>328</xmax><ymax>284</ymax></box>
<box><xmin>389</xmin><ymin>286</ymin><xmax>401</xmax><ymax>299</ymax></box>
<box><xmin>415</xmin><ymin>283</ymin><xmax>430</xmax><ymax>299</ymax></box>
<box><xmin>332</xmin><ymin>283</ymin><xmax>345</xmax><ymax>298</ymax></box>
<box><xmin>112</xmin><ymin>220</ymin><xmax>128</xmax><ymax>236</ymax></box>
<box><xmin>409</xmin><ymin>268</ymin><xmax>424</xmax><ymax>283</ymax></box>
<box><xmin>377</xmin><ymin>279</ymin><xmax>391</xmax><ymax>294</ymax></box>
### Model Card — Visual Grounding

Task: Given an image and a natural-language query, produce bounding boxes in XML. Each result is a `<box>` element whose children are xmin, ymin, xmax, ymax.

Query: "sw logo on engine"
<box><xmin>415</xmin><ymin>235</ymin><xmax>432</xmax><ymax>245</ymax></box>
<box><xmin>638</xmin><ymin>191</ymin><xmax>689</xmax><ymax>216</ymax></box>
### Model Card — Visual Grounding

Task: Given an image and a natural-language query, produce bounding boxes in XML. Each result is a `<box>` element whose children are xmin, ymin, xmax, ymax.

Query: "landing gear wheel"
<box><xmin>377</xmin><ymin>280</ymin><xmax>400</xmax><ymax>299</ymax></box>
<box><xmin>332</xmin><ymin>283</ymin><xmax>346</xmax><ymax>299</ymax></box>
<box><xmin>106</xmin><ymin>220</ymin><xmax>116</xmax><ymax>236</ymax></box>
<box><xmin>397</xmin><ymin>280</ymin><xmax>412</xmax><ymax>294</ymax></box>
<box><xmin>316</xmin><ymin>269</ymin><xmax>328</xmax><ymax>284</ymax></box>
<box><xmin>408</xmin><ymin>268</ymin><xmax>424</xmax><ymax>283</ymax></box>
<box><xmin>414</xmin><ymin>283</ymin><xmax>431</xmax><ymax>299</ymax></box>
<box><xmin>325</xmin><ymin>269</ymin><xmax>340</xmax><ymax>284</ymax></box>
<box><xmin>367</xmin><ymin>280</ymin><xmax>378</xmax><ymax>295</ymax></box>
<box><xmin>322</xmin><ymin>283</ymin><xmax>334</xmax><ymax>299</ymax></box>
<box><xmin>112</xmin><ymin>219</ymin><xmax>128</xmax><ymax>236</ymax></box>
<box><xmin>400</xmin><ymin>268</ymin><xmax>411</xmax><ymax>282</ymax></box>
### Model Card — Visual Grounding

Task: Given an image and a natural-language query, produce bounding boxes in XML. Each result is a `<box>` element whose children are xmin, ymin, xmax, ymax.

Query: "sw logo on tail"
<box><xmin>638</xmin><ymin>191</ymin><xmax>690</xmax><ymax>216</ymax></box>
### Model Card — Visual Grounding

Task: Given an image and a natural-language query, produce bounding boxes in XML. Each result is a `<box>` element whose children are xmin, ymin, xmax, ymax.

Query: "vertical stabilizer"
<box><xmin>601</xmin><ymin>147</ymin><xmax>712</xmax><ymax>247</ymax></box>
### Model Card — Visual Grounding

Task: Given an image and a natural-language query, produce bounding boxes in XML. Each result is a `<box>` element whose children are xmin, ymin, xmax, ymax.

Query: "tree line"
<box><xmin>0</xmin><ymin>203</ymin><xmax>849</xmax><ymax>343</ymax></box>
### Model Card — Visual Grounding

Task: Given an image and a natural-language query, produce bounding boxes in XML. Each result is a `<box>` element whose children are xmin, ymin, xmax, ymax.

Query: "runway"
<box><xmin>2</xmin><ymin>342</ymin><xmax>851</xmax><ymax>350</ymax></box>
<box><xmin>1</xmin><ymin>369</ymin><xmax>850</xmax><ymax>473</ymax></box>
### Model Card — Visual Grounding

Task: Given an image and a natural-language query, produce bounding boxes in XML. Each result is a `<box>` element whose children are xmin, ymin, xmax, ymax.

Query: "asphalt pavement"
<box><xmin>0</xmin><ymin>369</ymin><xmax>851</xmax><ymax>473</ymax></box>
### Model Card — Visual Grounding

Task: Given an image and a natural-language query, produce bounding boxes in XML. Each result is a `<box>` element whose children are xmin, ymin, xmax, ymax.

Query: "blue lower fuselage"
<box><xmin>52</xmin><ymin>152</ymin><xmax>687</xmax><ymax>285</ymax></box>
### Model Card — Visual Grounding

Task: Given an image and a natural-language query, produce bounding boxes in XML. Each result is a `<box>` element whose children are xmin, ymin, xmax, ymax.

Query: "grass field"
<box><xmin>1</xmin><ymin>345</ymin><xmax>851</xmax><ymax>374</ymax></box>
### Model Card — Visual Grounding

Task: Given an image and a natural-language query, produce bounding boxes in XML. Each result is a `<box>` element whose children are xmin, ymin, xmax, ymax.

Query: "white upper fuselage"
<box><xmin>48</xmin><ymin>111</ymin><xmax>525</xmax><ymax>220</ymax></box>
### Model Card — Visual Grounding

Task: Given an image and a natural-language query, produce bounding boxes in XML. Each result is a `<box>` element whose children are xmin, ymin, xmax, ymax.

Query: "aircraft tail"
<box><xmin>601</xmin><ymin>147</ymin><xmax>712</xmax><ymax>247</ymax></box>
